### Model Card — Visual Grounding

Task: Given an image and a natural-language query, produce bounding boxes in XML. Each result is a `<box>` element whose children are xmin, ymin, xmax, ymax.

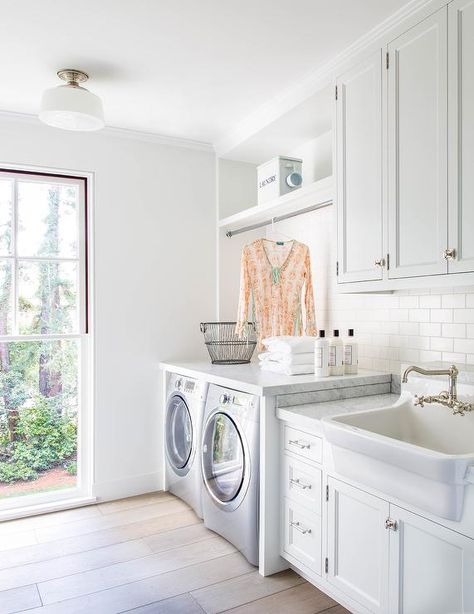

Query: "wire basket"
<box><xmin>200</xmin><ymin>322</ymin><xmax>257</xmax><ymax>365</ymax></box>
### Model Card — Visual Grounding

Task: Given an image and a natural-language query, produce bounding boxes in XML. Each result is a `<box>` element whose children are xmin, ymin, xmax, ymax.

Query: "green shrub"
<box><xmin>0</xmin><ymin>461</ymin><xmax>38</xmax><ymax>482</ymax></box>
<box><xmin>0</xmin><ymin>399</ymin><xmax>77</xmax><ymax>483</ymax></box>
<box><xmin>65</xmin><ymin>461</ymin><xmax>77</xmax><ymax>476</ymax></box>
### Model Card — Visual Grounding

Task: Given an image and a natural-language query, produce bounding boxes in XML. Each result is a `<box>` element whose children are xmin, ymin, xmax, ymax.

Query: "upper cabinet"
<box><xmin>336</xmin><ymin>3</ymin><xmax>474</xmax><ymax>290</ymax></box>
<box><xmin>387</xmin><ymin>8</ymin><xmax>448</xmax><ymax>279</ymax></box>
<box><xmin>336</xmin><ymin>50</ymin><xmax>383</xmax><ymax>283</ymax></box>
<box><xmin>448</xmin><ymin>0</ymin><xmax>474</xmax><ymax>274</ymax></box>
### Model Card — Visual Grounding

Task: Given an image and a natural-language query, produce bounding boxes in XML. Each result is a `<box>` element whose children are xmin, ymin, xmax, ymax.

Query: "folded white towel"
<box><xmin>260</xmin><ymin>361</ymin><xmax>315</xmax><ymax>376</ymax></box>
<box><xmin>262</xmin><ymin>336</ymin><xmax>317</xmax><ymax>354</ymax></box>
<box><xmin>258</xmin><ymin>351</ymin><xmax>314</xmax><ymax>366</ymax></box>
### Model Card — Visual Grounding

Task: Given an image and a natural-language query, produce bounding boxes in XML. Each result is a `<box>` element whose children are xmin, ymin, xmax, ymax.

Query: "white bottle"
<box><xmin>329</xmin><ymin>329</ymin><xmax>344</xmax><ymax>376</ymax></box>
<box><xmin>344</xmin><ymin>328</ymin><xmax>358</xmax><ymax>375</ymax></box>
<box><xmin>314</xmin><ymin>330</ymin><xmax>329</xmax><ymax>377</ymax></box>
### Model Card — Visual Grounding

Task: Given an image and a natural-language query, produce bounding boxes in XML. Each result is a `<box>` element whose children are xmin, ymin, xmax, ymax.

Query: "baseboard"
<box><xmin>93</xmin><ymin>470</ymin><xmax>163</xmax><ymax>502</ymax></box>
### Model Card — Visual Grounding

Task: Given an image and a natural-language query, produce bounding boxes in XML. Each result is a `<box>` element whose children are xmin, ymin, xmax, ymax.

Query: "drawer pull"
<box><xmin>290</xmin><ymin>520</ymin><xmax>311</xmax><ymax>535</ymax></box>
<box><xmin>288</xmin><ymin>439</ymin><xmax>310</xmax><ymax>450</ymax></box>
<box><xmin>289</xmin><ymin>477</ymin><xmax>312</xmax><ymax>490</ymax></box>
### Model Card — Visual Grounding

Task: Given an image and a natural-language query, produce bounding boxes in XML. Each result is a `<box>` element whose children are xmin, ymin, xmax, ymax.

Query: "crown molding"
<box><xmin>0</xmin><ymin>110</ymin><xmax>214</xmax><ymax>154</ymax></box>
<box><xmin>215</xmin><ymin>0</ymin><xmax>438</xmax><ymax>157</ymax></box>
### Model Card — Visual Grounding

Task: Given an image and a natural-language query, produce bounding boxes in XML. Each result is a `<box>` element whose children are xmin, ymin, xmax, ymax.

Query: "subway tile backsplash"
<box><xmin>317</xmin><ymin>288</ymin><xmax>474</xmax><ymax>375</ymax></box>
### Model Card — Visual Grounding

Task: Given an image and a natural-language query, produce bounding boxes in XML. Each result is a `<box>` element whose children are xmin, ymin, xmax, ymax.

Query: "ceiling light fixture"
<box><xmin>39</xmin><ymin>69</ymin><xmax>105</xmax><ymax>131</ymax></box>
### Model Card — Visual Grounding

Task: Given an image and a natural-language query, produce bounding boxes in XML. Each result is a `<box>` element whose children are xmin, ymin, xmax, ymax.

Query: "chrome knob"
<box><xmin>444</xmin><ymin>248</ymin><xmax>456</xmax><ymax>260</ymax></box>
<box><xmin>219</xmin><ymin>393</ymin><xmax>232</xmax><ymax>405</ymax></box>
<box><xmin>175</xmin><ymin>378</ymin><xmax>183</xmax><ymax>389</ymax></box>
<box><xmin>385</xmin><ymin>518</ymin><xmax>398</xmax><ymax>531</ymax></box>
<box><xmin>375</xmin><ymin>258</ymin><xmax>385</xmax><ymax>267</ymax></box>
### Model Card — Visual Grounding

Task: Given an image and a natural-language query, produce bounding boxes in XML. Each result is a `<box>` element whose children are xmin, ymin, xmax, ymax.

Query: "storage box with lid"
<box><xmin>257</xmin><ymin>156</ymin><xmax>303</xmax><ymax>205</ymax></box>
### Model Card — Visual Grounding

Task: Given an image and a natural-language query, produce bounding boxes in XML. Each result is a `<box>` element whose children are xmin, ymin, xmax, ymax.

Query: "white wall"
<box><xmin>0</xmin><ymin>116</ymin><xmax>216</xmax><ymax>500</ymax></box>
<box><xmin>218</xmin><ymin>158</ymin><xmax>259</xmax><ymax>320</ymax></box>
<box><xmin>290</xmin><ymin>131</ymin><xmax>332</xmax><ymax>186</ymax></box>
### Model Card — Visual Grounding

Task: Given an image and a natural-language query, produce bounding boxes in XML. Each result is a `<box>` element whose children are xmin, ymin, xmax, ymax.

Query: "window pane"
<box><xmin>0</xmin><ymin>260</ymin><xmax>13</xmax><ymax>335</ymax></box>
<box><xmin>17</xmin><ymin>182</ymin><xmax>79</xmax><ymax>258</ymax></box>
<box><xmin>0</xmin><ymin>339</ymin><xmax>78</xmax><ymax>497</ymax></box>
<box><xmin>0</xmin><ymin>180</ymin><xmax>13</xmax><ymax>256</ymax></box>
<box><xmin>18</xmin><ymin>261</ymin><xmax>78</xmax><ymax>334</ymax></box>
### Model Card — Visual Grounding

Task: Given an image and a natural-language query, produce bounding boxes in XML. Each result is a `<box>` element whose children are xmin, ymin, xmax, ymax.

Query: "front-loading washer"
<box><xmin>164</xmin><ymin>372</ymin><xmax>208</xmax><ymax>518</ymax></box>
<box><xmin>201</xmin><ymin>384</ymin><xmax>260</xmax><ymax>566</ymax></box>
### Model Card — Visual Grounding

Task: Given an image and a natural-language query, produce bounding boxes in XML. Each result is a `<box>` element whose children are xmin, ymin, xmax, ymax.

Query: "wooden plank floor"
<box><xmin>0</xmin><ymin>492</ymin><xmax>350</xmax><ymax>614</ymax></box>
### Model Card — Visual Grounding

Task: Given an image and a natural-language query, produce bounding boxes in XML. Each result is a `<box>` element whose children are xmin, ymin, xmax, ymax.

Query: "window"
<box><xmin>0</xmin><ymin>169</ymin><xmax>90</xmax><ymax>508</ymax></box>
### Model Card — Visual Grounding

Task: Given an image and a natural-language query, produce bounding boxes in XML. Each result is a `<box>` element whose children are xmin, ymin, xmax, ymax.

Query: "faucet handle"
<box><xmin>414</xmin><ymin>395</ymin><xmax>425</xmax><ymax>407</ymax></box>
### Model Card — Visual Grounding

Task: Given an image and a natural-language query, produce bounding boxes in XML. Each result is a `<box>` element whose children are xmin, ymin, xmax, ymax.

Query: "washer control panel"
<box><xmin>208</xmin><ymin>384</ymin><xmax>259</xmax><ymax>421</ymax></box>
<box><xmin>168</xmin><ymin>373</ymin><xmax>205</xmax><ymax>400</ymax></box>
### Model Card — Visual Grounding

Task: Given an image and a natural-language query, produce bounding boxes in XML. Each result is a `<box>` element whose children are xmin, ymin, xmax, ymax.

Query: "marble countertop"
<box><xmin>278</xmin><ymin>392</ymin><xmax>400</xmax><ymax>432</ymax></box>
<box><xmin>159</xmin><ymin>360</ymin><xmax>391</xmax><ymax>396</ymax></box>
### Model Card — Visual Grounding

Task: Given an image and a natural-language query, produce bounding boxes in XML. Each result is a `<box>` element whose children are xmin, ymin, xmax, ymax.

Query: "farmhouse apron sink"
<box><xmin>322</xmin><ymin>392</ymin><xmax>474</xmax><ymax>520</ymax></box>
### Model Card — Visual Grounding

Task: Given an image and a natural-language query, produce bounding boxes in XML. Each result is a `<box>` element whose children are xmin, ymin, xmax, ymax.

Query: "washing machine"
<box><xmin>165</xmin><ymin>373</ymin><xmax>208</xmax><ymax>518</ymax></box>
<box><xmin>201</xmin><ymin>384</ymin><xmax>260</xmax><ymax>566</ymax></box>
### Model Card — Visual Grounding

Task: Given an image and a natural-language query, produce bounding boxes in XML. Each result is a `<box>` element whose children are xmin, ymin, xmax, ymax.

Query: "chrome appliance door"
<box><xmin>202</xmin><ymin>411</ymin><xmax>248</xmax><ymax>510</ymax></box>
<box><xmin>166</xmin><ymin>394</ymin><xmax>193</xmax><ymax>476</ymax></box>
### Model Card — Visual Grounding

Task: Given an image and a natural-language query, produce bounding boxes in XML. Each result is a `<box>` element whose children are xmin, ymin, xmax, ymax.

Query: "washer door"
<box><xmin>166</xmin><ymin>394</ymin><xmax>193</xmax><ymax>476</ymax></box>
<box><xmin>202</xmin><ymin>411</ymin><xmax>248</xmax><ymax>510</ymax></box>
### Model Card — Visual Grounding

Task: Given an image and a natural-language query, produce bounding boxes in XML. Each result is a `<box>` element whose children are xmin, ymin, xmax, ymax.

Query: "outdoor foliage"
<box><xmin>0</xmin><ymin>182</ymin><xmax>79</xmax><ymax>489</ymax></box>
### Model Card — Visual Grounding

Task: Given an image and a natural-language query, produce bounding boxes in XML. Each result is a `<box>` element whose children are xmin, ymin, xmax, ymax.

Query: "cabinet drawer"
<box><xmin>282</xmin><ymin>498</ymin><xmax>322</xmax><ymax>575</ymax></box>
<box><xmin>282</xmin><ymin>454</ymin><xmax>322</xmax><ymax>513</ymax></box>
<box><xmin>283</xmin><ymin>424</ymin><xmax>322</xmax><ymax>464</ymax></box>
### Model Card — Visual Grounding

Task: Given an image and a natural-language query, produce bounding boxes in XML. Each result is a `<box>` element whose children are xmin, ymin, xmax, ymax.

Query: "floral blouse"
<box><xmin>236</xmin><ymin>238</ymin><xmax>317</xmax><ymax>347</ymax></box>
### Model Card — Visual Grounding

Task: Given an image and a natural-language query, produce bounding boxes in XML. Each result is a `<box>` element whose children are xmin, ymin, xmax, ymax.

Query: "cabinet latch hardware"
<box><xmin>325</xmin><ymin>557</ymin><xmax>329</xmax><ymax>573</ymax></box>
<box><xmin>288</xmin><ymin>439</ymin><xmax>310</xmax><ymax>450</ymax></box>
<box><xmin>336</xmin><ymin>261</ymin><xmax>339</xmax><ymax>276</ymax></box>
<box><xmin>386</xmin><ymin>253</ymin><xmax>390</xmax><ymax>270</ymax></box>
<box><xmin>290</xmin><ymin>477</ymin><xmax>312</xmax><ymax>490</ymax></box>
<box><xmin>375</xmin><ymin>258</ymin><xmax>385</xmax><ymax>268</ymax></box>
<box><xmin>326</xmin><ymin>484</ymin><xmax>329</xmax><ymax>502</ymax></box>
<box><xmin>386</xmin><ymin>51</ymin><xmax>389</xmax><ymax>69</ymax></box>
<box><xmin>444</xmin><ymin>248</ymin><xmax>456</xmax><ymax>260</ymax></box>
<box><xmin>335</xmin><ymin>85</ymin><xmax>338</xmax><ymax>101</ymax></box>
<box><xmin>385</xmin><ymin>518</ymin><xmax>398</xmax><ymax>531</ymax></box>
<box><xmin>290</xmin><ymin>521</ymin><xmax>311</xmax><ymax>535</ymax></box>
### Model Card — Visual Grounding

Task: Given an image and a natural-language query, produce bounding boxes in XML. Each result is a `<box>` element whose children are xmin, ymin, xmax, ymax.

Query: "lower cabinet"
<box><xmin>388</xmin><ymin>504</ymin><xmax>474</xmax><ymax>614</ymax></box>
<box><xmin>279</xmin><ymin>427</ymin><xmax>474</xmax><ymax>614</ymax></box>
<box><xmin>327</xmin><ymin>477</ymin><xmax>389</xmax><ymax>613</ymax></box>
<box><xmin>283</xmin><ymin>497</ymin><xmax>322</xmax><ymax>575</ymax></box>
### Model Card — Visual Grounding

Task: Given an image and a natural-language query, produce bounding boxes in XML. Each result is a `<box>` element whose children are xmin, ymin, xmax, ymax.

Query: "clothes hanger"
<box><xmin>266</xmin><ymin>217</ymin><xmax>294</xmax><ymax>243</ymax></box>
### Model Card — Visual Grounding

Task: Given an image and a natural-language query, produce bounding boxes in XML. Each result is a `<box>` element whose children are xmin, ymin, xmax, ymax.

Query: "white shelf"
<box><xmin>218</xmin><ymin>175</ymin><xmax>333</xmax><ymax>236</ymax></box>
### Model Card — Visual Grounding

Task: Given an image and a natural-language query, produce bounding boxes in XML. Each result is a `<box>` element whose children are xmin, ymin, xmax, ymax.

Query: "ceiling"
<box><xmin>1</xmin><ymin>0</ymin><xmax>409</xmax><ymax>146</ymax></box>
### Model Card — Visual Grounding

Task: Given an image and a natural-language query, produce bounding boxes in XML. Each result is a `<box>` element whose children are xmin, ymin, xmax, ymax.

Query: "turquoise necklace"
<box><xmin>262</xmin><ymin>239</ymin><xmax>295</xmax><ymax>286</ymax></box>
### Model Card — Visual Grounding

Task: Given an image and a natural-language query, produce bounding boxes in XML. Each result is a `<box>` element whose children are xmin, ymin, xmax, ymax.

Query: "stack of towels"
<box><xmin>259</xmin><ymin>336</ymin><xmax>316</xmax><ymax>375</ymax></box>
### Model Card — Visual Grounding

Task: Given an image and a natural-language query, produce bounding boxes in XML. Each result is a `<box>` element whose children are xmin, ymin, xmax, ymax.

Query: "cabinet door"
<box><xmin>387</xmin><ymin>8</ymin><xmax>448</xmax><ymax>278</ymax></box>
<box><xmin>327</xmin><ymin>477</ymin><xmax>389</xmax><ymax>613</ymax></box>
<box><xmin>448</xmin><ymin>0</ymin><xmax>474</xmax><ymax>273</ymax></box>
<box><xmin>336</xmin><ymin>50</ymin><xmax>384</xmax><ymax>283</ymax></box>
<box><xmin>389</xmin><ymin>505</ymin><xmax>474</xmax><ymax>614</ymax></box>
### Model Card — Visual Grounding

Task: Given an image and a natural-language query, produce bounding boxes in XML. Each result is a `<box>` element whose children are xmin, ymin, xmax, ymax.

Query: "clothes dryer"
<box><xmin>201</xmin><ymin>384</ymin><xmax>260</xmax><ymax>566</ymax></box>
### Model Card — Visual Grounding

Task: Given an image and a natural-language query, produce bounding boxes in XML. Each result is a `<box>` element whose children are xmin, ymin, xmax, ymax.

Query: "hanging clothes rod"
<box><xmin>225</xmin><ymin>199</ymin><xmax>332</xmax><ymax>238</ymax></box>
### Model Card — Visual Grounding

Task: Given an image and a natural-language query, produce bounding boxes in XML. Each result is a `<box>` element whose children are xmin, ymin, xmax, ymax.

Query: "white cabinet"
<box><xmin>335</xmin><ymin>3</ymin><xmax>474</xmax><ymax>289</ymax></box>
<box><xmin>448</xmin><ymin>0</ymin><xmax>474</xmax><ymax>274</ymax></box>
<box><xmin>336</xmin><ymin>50</ymin><xmax>384</xmax><ymax>283</ymax></box>
<box><xmin>387</xmin><ymin>7</ymin><xmax>448</xmax><ymax>279</ymax></box>
<box><xmin>389</xmin><ymin>505</ymin><xmax>474</xmax><ymax>614</ymax></box>
<box><xmin>283</xmin><ymin>497</ymin><xmax>322</xmax><ymax>575</ymax></box>
<box><xmin>327</xmin><ymin>477</ymin><xmax>389</xmax><ymax>613</ymax></box>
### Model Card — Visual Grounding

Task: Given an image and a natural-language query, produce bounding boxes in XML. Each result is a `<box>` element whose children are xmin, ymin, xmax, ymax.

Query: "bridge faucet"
<box><xmin>402</xmin><ymin>364</ymin><xmax>474</xmax><ymax>416</ymax></box>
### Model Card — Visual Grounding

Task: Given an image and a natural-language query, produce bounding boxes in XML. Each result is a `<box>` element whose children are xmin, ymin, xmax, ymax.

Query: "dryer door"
<box><xmin>202</xmin><ymin>411</ymin><xmax>249</xmax><ymax>511</ymax></box>
<box><xmin>166</xmin><ymin>394</ymin><xmax>193</xmax><ymax>476</ymax></box>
